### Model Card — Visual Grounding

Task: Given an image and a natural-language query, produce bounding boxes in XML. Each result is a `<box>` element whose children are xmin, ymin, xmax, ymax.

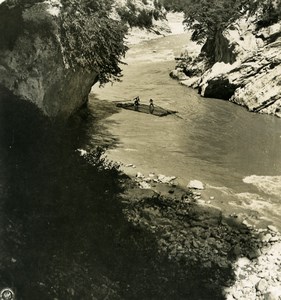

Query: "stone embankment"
<box><xmin>120</xmin><ymin>169</ymin><xmax>281</xmax><ymax>299</ymax></box>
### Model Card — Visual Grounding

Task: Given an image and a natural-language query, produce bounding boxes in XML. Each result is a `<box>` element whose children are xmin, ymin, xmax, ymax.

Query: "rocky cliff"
<box><xmin>0</xmin><ymin>0</ymin><xmax>172</xmax><ymax>118</ymax></box>
<box><xmin>172</xmin><ymin>9</ymin><xmax>281</xmax><ymax>117</ymax></box>
<box><xmin>0</xmin><ymin>0</ymin><xmax>128</xmax><ymax>118</ymax></box>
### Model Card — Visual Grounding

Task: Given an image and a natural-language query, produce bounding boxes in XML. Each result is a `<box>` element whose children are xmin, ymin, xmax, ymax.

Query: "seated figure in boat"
<box><xmin>133</xmin><ymin>96</ymin><xmax>140</xmax><ymax>111</ymax></box>
<box><xmin>149</xmin><ymin>99</ymin><xmax>154</xmax><ymax>114</ymax></box>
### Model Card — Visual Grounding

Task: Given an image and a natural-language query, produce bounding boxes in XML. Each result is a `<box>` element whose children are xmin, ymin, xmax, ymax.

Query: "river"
<box><xmin>1</xmin><ymin>31</ymin><xmax>280</xmax><ymax>300</ymax></box>
<box><xmin>91</xmin><ymin>33</ymin><xmax>281</xmax><ymax>230</ymax></box>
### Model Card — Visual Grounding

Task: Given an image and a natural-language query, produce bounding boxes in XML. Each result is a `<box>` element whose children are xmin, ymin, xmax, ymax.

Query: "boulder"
<box><xmin>264</xmin><ymin>286</ymin><xmax>281</xmax><ymax>300</ymax></box>
<box><xmin>255</xmin><ymin>278</ymin><xmax>268</xmax><ymax>293</ymax></box>
<box><xmin>187</xmin><ymin>180</ymin><xmax>204</xmax><ymax>190</ymax></box>
<box><xmin>157</xmin><ymin>174</ymin><xmax>176</xmax><ymax>184</ymax></box>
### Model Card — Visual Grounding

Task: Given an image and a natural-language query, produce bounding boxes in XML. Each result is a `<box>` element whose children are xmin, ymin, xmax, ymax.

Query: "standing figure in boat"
<box><xmin>149</xmin><ymin>99</ymin><xmax>154</xmax><ymax>114</ymax></box>
<box><xmin>133</xmin><ymin>96</ymin><xmax>140</xmax><ymax>111</ymax></box>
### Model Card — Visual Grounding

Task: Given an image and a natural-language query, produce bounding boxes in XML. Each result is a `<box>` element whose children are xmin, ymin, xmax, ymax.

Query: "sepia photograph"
<box><xmin>0</xmin><ymin>0</ymin><xmax>281</xmax><ymax>299</ymax></box>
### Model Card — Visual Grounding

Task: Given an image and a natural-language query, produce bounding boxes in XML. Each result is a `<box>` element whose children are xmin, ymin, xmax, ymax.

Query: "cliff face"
<box><xmin>173</xmin><ymin>10</ymin><xmax>281</xmax><ymax>117</ymax></box>
<box><xmin>0</xmin><ymin>1</ymin><xmax>101</xmax><ymax>117</ymax></box>
<box><xmin>0</xmin><ymin>0</ymin><xmax>133</xmax><ymax>118</ymax></box>
<box><xmin>0</xmin><ymin>0</ymin><xmax>171</xmax><ymax>118</ymax></box>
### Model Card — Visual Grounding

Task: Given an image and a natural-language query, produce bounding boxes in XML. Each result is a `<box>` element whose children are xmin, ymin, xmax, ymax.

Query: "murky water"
<box><xmin>91</xmin><ymin>33</ymin><xmax>281</xmax><ymax>229</ymax></box>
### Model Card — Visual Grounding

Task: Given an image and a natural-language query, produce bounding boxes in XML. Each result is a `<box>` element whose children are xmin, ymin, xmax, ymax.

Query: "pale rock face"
<box><xmin>0</xmin><ymin>1</ymin><xmax>98</xmax><ymax>117</ymax></box>
<box><xmin>174</xmin><ymin>10</ymin><xmax>281</xmax><ymax>117</ymax></box>
<box><xmin>0</xmin><ymin>32</ymin><xmax>98</xmax><ymax>117</ymax></box>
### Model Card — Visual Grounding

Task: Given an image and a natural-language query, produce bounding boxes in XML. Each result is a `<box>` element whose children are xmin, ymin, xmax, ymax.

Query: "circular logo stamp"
<box><xmin>0</xmin><ymin>288</ymin><xmax>15</xmax><ymax>300</ymax></box>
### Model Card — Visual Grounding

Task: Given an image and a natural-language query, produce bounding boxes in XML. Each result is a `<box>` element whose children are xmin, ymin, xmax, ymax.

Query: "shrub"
<box><xmin>137</xmin><ymin>9</ymin><xmax>153</xmax><ymax>28</ymax></box>
<box><xmin>256</xmin><ymin>0</ymin><xmax>281</xmax><ymax>29</ymax></box>
<box><xmin>117</xmin><ymin>5</ymin><xmax>154</xmax><ymax>28</ymax></box>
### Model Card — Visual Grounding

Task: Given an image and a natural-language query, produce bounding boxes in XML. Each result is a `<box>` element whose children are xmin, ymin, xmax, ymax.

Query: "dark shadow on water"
<box><xmin>0</xmin><ymin>88</ymin><xmax>260</xmax><ymax>299</ymax></box>
<box><xmin>85</xmin><ymin>94</ymin><xmax>122</xmax><ymax>150</ymax></box>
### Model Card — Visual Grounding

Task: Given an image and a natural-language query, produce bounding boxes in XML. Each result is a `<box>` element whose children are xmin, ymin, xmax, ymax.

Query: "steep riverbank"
<box><xmin>126</xmin><ymin>12</ymin><xmax>185</xmax><ymax>45</ymax></box>
<box><xmin>171</xmin><ymin>10</ymin><xmax>281</xmax><ymax>118</ymax></box>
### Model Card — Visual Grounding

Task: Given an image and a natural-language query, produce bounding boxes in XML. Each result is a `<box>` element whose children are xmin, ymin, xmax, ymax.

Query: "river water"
<box><xmin>91</xmin><ymin>33</ymin><xmax>281</xmax><ymax>230</ymax></box>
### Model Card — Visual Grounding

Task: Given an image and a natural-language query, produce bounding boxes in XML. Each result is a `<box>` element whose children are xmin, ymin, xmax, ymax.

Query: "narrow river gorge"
<box><xmin>91</xmin><ymin>33</ymin><xmax>281</xmax><ymax>230</ymax></box>
<box><xmin>1</xmin><ymin>26</ymin><xmax>281</xmax><ymax>300</ymax></box>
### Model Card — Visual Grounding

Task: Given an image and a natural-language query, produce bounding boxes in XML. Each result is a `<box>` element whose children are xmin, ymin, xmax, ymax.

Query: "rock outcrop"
<box><xmin>0</xmin><ymin>0</ymin><xmax>100</xmax><ymax>117</ymax></box>
<box><xmin>172</xmin><ymin>11</ymin><xmax>281</xmax><ymax>117</ymax></box>
<box><xmin>0</xmin><ymin>0</ymin><xmax>174</xmax><ymax>118</ymax></box>
<box><xmin>0</xmin><ymin>0</ymin><xmax>133</xmax><ymax>118</ymax></box>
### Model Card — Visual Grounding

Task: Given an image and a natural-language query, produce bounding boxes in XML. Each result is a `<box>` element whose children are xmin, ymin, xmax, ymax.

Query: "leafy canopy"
<box><xmin>183</xmin><ymin>0</ymin><xmax>281</xmax><ymax>43</ymax></box>
<box><xmin>183</xmin><ymin>0</ymin><xmax>252</xmax><ymax>43</ymax></box>
<box><xmin>60</xmin><ymin>0</ymin><xmax>128</xmax><ymax>85</ymax></box>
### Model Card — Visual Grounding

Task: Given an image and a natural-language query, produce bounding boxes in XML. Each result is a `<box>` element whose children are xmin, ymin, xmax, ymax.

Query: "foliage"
<box><xmin>256</xmin><ymin>0</ymin><xmax>281</xmax><ymax>29</ymax></box>
<box><xmin>181</xmin><ymin>0</ymin><xmax>281</xmax><ymax>64</ymax></box>
<box><xmin>154</xmin><ymin>0</ymin><xmax>163</xmax><ymax>10</ymax></box>
<box><xmin>59</xmin><ymin>0</ymin><xmax>128</xmax><ymax>85</ymax></box>
<box><xmin>183</xmin><ymin>0</ymin><xmax>281</xmax><ymax>44</ymax></box>
<box><xmin>116</xmin><ymin>1</ymin><xmax>155</xmax><ymax>28</ymax></box>
<box><xmin>183</xmin><ymin>0</ymin><xmax>250</xmax><ymax>44</ymax></box>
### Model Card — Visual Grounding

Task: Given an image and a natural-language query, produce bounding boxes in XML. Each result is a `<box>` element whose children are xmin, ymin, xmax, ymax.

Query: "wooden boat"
<box><xmin>116</xmin><ymin>102</ymin><xmax>177</xmax><ymax>117</ymax></box>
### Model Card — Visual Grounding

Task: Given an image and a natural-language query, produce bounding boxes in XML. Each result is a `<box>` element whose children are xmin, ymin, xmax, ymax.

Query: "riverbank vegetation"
<box><xmin>0</xmin><ymin>0</ymin><xmax>128</xmax><ymax>85</ymax></box>
<box><xmin>60</xmin><ymin>0</ymin><xmax>128</xmax><ymax>85</ymax></box>
<box><xmin>116</xmin><ymin>0</ymin><xmax>164</xmax><ymax>28</ymax></box>
<box><xmin>158</xmin><ymin>0</ymin><xmax>281</xmax><ymax>64</ymax></box>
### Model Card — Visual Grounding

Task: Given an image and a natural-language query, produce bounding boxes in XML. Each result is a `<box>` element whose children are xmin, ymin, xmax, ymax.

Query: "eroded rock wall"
<box><xmin>173</xmin><ymin>12</ymin><xmax>281</xmax><ymax>117</ymax></box>
<box><xmin>0</xmin><ymin>1</ymin><xmax>99</xmax><ymax>118</ymax></box>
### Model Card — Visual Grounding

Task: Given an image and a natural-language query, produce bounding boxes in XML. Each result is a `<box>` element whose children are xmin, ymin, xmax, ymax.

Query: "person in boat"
<box><xmin>149</xmin><ymin>98</ymin><xmax>154</xmax><ymax>114</ymax></box>
<box><xmin>133</xmin><ymin>96</ymin><xmax>140</xmax><ymax>111</ymax></box>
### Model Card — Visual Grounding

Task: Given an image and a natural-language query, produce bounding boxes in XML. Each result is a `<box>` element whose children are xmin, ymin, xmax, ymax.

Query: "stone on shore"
<box><xmin>187</xmin><ymin>180</ymin><xmax>205</xmax><ymax>190</ymax></box>
<box><xmin>157</xmin><ymin>174</ymin><xmax>177</xmax><ymax>184</ymax></box>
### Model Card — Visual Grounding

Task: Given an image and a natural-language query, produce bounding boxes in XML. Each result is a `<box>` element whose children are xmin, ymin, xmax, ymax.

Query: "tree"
<box><xmin>60</xmin><ymin>0</ymin><xmax>128</xmax><ymax>85</ymax></box>
<box><xmin>182</xmin><ymin>0</ymin><xmax>259</xmax><ymax>64</ymax></box>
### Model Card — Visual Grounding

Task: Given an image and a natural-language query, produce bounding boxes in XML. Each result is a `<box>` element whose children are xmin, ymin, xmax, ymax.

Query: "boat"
<box><xmin>116</xmin><ymin>102</ymin><xmax>178</xmax><ymax>117</ymax></box>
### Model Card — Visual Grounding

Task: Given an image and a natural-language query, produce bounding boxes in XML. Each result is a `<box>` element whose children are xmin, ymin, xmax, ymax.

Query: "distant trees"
<box><xmin>184</xmin><ymin>0</ymin><xmax>281</xmax><ymax>44</ymax></box>
<box><xmin>116</xmin><ymin>0</ymin><xmax>164</xmax><ymax>28</ymax></box>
